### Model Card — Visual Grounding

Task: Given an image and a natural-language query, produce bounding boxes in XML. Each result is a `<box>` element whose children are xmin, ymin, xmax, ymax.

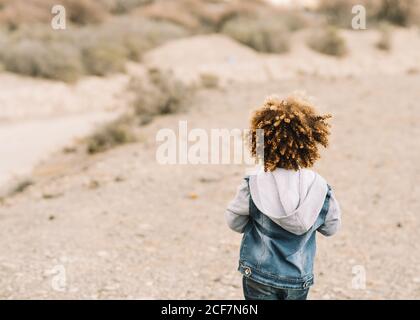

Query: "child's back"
<box><xmin>225</xmin><ymin>95</ymin><xmax>341</xmax><ymax>300</ymax></box>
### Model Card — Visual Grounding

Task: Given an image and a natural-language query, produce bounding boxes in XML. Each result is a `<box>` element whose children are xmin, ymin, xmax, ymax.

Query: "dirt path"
<box><xmin>0</xmin><ymin>71</ymin><xmax>131</xmax><ymax>191</ymax></box>
<box><xmin>0</xmin><ymin>112</ymin><xmax>119</xmax><ymax>187</ymax></box>
<box><xmin>1</xmin><ymin>73</ymin><xmax>419</xmax><ymax>299</ymax></box>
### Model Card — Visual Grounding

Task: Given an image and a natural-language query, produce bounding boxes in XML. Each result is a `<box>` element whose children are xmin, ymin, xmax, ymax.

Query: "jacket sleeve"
<box><xmin>225</xmin><ymin>178</ymin><xmax>250</xmax><ymax>233</ymax></box>
<box><xmin>318</xmin><ymin>188</ymin><xmax>341</xmax><ymax>236</ymax></box>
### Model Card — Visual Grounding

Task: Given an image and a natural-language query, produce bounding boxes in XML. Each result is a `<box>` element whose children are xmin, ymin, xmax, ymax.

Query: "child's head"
<box><xmin>249</xmin><ymin>94</ymin><xmax>331</xmax><ymax>172</ymax></box>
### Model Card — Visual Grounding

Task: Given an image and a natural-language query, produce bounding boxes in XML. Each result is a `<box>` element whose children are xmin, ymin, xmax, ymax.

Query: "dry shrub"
<box><xmin>101</xmin><ymin>0</ymin><xmax>153</xmax><ymax>14</ymax></box>
<box><xmin>9</xmin><ymin>179</ymin><xmax>34</xmax><ymax>195</ymax></box>
<box><xmin>0</xmin><ymin>26</ymin><xmax>86</xmax><ymax>81</ymax></box>
<box><xmin>91</xmin><ymin>16</ymin><xmax>188</xmax><ymax>51</ymax></box>
<box><xmin>77</xmin><ymin>17</ymin><xmax>188</xmax><ymax>57</ymax></box>
<box><xmin>62</xmin><ymin>0</ymin><xmax>108</xmax><ymax>25</ymax></box>
<box><xmin>318</xmin><ymin>0</ymin><xmax>420</xmax><ymax>27</ymax></box>
<box><xmin>86</xmin><ymin>68</ymin><xmax>194</xmax><ymax>154</ymax></box>
<box><xmin>317</xmin><ymin>0</ymin><xmax>359</xmax><ymax>28</ymax></box>
<box><xmin>0</xmin><ymin>36</ymin><xmax>83</xmax><ymax>82</ymax></box>
<box><xmin>200</xmin><ymin>72</ymin><xmax>219</xmax><ymax>88</ymax></box>
<box><xmin>0</xmin><ymin>17</ymin><xmax>189</xmax><ymax>81</ymax></box>
<box><xmin>0</xmin><ymin>0</ymin><xmax>53</xmax><ymax>30</ymax></box>
<box><xmin>0</xmin><ymin>0</ymin><xmax>109</xmax><ymax>28</ymax></box>
<box><xmin>221</xmin><ymin>16</ymin><xmax>290</xmax><ymax>53</ymax></box>
<box><xmin>134</xmin><ymin>0</ymin><xmax>262</xmax><ymax>32</ymax></box>
<box><xmin>0</xmin><ymin>177</ymin><xmax>34</xmax><ymax>200</ymax></box>
<box><xmin>129</xmin><ymin>68</ymin><xmax>193</xmax><ymax>124</ymax></box>
<box><xmin>77</xmin><ymin>17</ymin><xmax>188</xmax><ymax>76</ymax></box>
<box><xmin>87</xmin><ymin>116</ymin><xmax>137</xmax><ymax>154</ymax></box>
<box><xmin>307</xmin><ymin>27</ymin><xmax>347</xmax><ymax>57</ymax></box>
<box><xmin>135</xmin><ymin>1</ymin><xmax>202</xmax><ymax>30</ymax></box>
<box><xmin>271</xmin><ymin>8</ymin><xmax>309</xmax><ymax>32</ymax></box>
<box><xmin>373</xmin><ymin>0</ymin><xmax>420</xmax><ymax>26</ymax></box>
<box><xmin>186</xmin><ymin>0</ymin><xmax>256</xmax><ymax>32</ymax></box>
<box><xmin>0</xmin><ymin>0</ymin><xmax>150</xmax><ymax>28</ymax></box>
<box><xmin>124</xmin><ymin>17</ymin><xmax>190</xmax><ymax>47</ymax></box>
<box><xmin>81</xmin><ymin>42</ymin><xmax>127</xmax><ymax>76</ymax></box>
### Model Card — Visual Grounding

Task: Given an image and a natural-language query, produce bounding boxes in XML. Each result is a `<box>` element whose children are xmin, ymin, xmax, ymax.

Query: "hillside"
<box><xmin>0</xmin><ymin>30</ymin><xmax>419</xmax><ymax>298</ymax></box>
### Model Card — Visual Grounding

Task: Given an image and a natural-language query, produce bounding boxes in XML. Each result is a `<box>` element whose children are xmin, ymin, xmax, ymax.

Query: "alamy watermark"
<box><xmin>155</xmin><ymin>121</ymin><xmax>264</xmax><ymax>167</ymax></box>
<box><xmin>352</xmin><ymin>5</ymin><xmax>367</xmax><ymax>30</ymax></box>
<box><xmin>45</xmin><ymin>264</ymin><xmax>67</xmax><ymax>292</ymax></box>
<box><xmin>51</xmin><ymin>5</ymin><xmax>66</xmax><ymax>30</ymax></box>
<box><xmin>351</xmin><ymin>264</ymin><xmax>367</xmax><ymax>290</ymax></box>
<box><xmin>49</xmin><ymin>3</ymin><xmax>368</xmax><ymax>31</ymax></box>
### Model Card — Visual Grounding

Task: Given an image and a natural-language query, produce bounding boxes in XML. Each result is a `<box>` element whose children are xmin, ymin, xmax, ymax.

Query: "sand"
<box><xmin>0</xmin><ymin>71</ymin><xmax>132</xmax><ymax>189</ymax></box>
<box><xmin>0</xmin><ymin>112</ymin><xmax>118</xmax><ymax>187</ymax></box>
<box><xmin>0</xmin><ymin>30</ymin><xmax>419</xmax><ymax>299</ymax></box>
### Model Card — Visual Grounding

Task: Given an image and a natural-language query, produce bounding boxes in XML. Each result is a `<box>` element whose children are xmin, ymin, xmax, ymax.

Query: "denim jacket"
<box><xmin>225</xmin><ymin>168</ymin><xmax>341</xmax><ymax>290</ymax></box>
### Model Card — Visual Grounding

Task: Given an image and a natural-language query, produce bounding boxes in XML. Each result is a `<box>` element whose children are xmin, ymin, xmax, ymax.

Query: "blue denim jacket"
<box><xmin>238</xmin><ymin>180</ymin><xmax>331</xmax><ymax>290</ymax></box>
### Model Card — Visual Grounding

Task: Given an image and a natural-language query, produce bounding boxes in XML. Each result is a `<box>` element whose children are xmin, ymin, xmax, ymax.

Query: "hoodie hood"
<box><xmin>249</xmin><ymin>167</ymin><xmax>328</xmax><ymax>235</ymax></box>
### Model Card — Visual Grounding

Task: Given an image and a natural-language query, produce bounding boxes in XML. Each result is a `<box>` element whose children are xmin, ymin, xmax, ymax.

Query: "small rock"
<box><xmin>96</xmin><ymin>251</ymin><xmax>109</xmax><ymax>258</ymax></box>
<box><xmin>43</xmin><ymin>193</ymin><xmax>63</xmax><ymax>200</ymax></box>
<box><xmin>88</xmin><ymin>180</ymin><xmax>100</xmax><ymax>189</ymax></box>
<box><xmin>63</xmin><ymin>146</ymin><xmax>77</xmax><ymax>154</ymax></box>
<box><xmin>199</xmin><ymin>175</ymin><xmax>220</xmax><ymax>183</ymax></box>
<box><xmin>114</xmin><ymin>176</ymin><xmax>125</xmax><ymax>183</ymax></box>
<box><xmin>187</xmin><ymin>192</ymin><xmax>198</xmax><ymax>200</ymax></box>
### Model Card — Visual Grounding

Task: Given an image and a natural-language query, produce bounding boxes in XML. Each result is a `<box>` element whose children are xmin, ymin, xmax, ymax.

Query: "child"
<box><xmin>225</xmin><ymin>95</ymin><xmax>341</xmax><ymax>300</ymax></box>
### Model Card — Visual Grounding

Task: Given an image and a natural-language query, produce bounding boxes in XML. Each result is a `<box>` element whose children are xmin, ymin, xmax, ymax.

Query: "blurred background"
<box><xmin>0</xmin><ymin>0</ymin><xmax>419</xmax><ymax>299</ymax></box>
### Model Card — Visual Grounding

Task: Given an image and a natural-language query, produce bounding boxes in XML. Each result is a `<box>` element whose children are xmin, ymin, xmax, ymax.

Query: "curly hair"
<box><xmin>249</xmin><ymin>94</ymin><xmax>331</xmax><ymax>172</ymax></box>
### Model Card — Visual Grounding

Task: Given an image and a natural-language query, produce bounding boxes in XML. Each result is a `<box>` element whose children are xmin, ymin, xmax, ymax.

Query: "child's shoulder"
<box><xmin>300</xmin><ymin>168</ymin><xmax>325</xmax><ymax>180</ymax></box>
<box><xmin>243</xmin><ymin>166</ymin><xmax>327</xmax><ymax>187</ymax></box>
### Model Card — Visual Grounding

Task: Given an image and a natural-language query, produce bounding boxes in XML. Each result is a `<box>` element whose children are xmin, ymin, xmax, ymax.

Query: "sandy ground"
<box><xmin>0</xmin><ymin>73</ymin><xmax>128</xmax><ymax>121</ymax></box>
<box><xmin>0</xmin><ymin>31</ymin><xmax>419</xmax><ymax>299</ymax></box>
<box><xmin>145</xmin><ymin>28</ymin><xmax>420</xmax><ymax>84</ymax></box>
<box><xmin>0</xmin><ymin>112</ymin><xmax>119</xmax><ymax>187</ymax></box>
<box><xmin>0</xmin><ymin>70</ymin><xmax>135</xmax><ymax>188</ymax></box>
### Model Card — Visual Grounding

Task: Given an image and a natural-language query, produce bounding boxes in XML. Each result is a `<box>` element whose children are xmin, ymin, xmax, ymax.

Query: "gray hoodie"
<box><xmin>225</xmin><ymin>167</ymin><xmax>341</xmax><ymax>236</ymax></box>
